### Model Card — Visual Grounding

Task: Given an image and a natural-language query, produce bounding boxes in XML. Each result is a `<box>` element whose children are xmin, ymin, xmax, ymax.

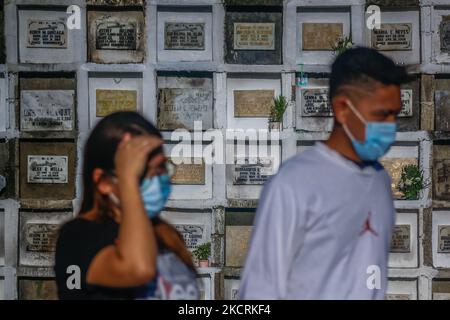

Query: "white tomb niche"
<box><xmin>0</xmin><ymin>209</ymin><xmax>4</xmax><ymax>266</ymax></box>
<box><xmin>157</xmin><ymin>72</ymin><xmax>213</xmax><ymax>131</ymax></box>
<box><xmin>379</xmin><ymin>143</ymin><xmax>420</xmax><ymax>201</ymax></box>
<box><xmin>296</xmin><ymin>6</ymin><xmax>351</xmax><ymax>65</ymax></box>
<box><xmin>295</xmin><ymin>77</ymin><xmax>333</xmax><ymax>132</ymax></box>
<box><xmin>19</xmin><ymin>211</ymin><xmax>72</xmax><ymax>267</ymax></box>
<box><xmin>87</xmin><ymin>9</ymin><xmax>145</xmax><ymax>64</ymax></box>
<box><xmin>388</xmin><ymin>210</ymin><xmax>418</xmax><ymax>268</ymax></box>
<box><xmin>432</xmin><ymin>7</ymin><xmax>450</xmax><ymax>64</ymax></box>
<box><xmin>433</xmin><ymin>210</ymin><xmax>450</xmax><ymax>268</ymax></box>
<box><xmin>197</xmin><ymin>275</ymin><xmax>212</xmax><ymax>300</ymax></box>
<box><xmin>432</xmin><ymin>280</ymin><xmax>450</xmax><ymax>300</ymax></box>
<box><xmin>163</xmin><ymin>142</ymin><xmax>212</xmax><ymax>200</ymax></box>
<box><xmin>157</xmin><ymin>6</ymin><xmax>213</xmax><ymax>62</ymax></box>
<box><xmin>159</xmin><ymin>209</ymin><xmax>211</xmax><ymax>258</ymax></box>
<box><xmin>18</xmin><ymin>8</ymin><xmax>77</xmax><ymax>64</ymax></box>
<box><xmin>386</xmin><ymin>279</ymin><xmax>418</xmax><ymax>300</ymax></box>
<box><xmin>224</xmin><ymin>277</ymin><xmax>240</xmax><ymax>300</ymax></box>
<box><xmin>0</xmin><ymin>75</ymin><xmax>6</xmax><ymax>133</ymax></box>
<box><xmin>226</xmin><ymin>139</ymin><xmax>281</xmax><ymax>200</ymax></box>
<box><xmin>367</xmin><ymin>9</ymin><xmax>420</xmax><ymax>65</ymax></box>
<box><xmin>19</xmin><ymin>76</ymin><xmax>76</xmax><ymax>133</ymax></box>
<box><xmin>226</xmin><ymin>74</ymin><xmax>281</xmax><ymax>130</ymax></box>
<box><xmin>88</xmin><ymin>72</ymin><xmax>143</xmax><ymax>128</ymax></box>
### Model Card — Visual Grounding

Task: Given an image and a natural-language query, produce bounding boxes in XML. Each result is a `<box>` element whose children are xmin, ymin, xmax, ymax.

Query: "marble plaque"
<box><xmin>380</xmin><ymin>157</ymin><xmax>417</xmax><ymax>199</ymax></box>
<box><xmin>435</xmin><ymin>160</ymin><xmax>450</xmax><ymax>200</ymax></box>
<box><xmin>96</xmin><ymin>89</ymin><xmax>137</xmax><ymax>117</ymax></box>
<box><xmin>164</xmin><ymin>23</ymin><xmax>205</xmax><ymax>50</ymax></box>
<box><xmin>234</xmin><ymin>90</ymin><xmax>274</xmax><ymax>118</ymax></box>
<box><xmin>371</xmin><ymin>23</ymin><xmax>412</xmax><ymax>51</ymax></box>
<box><xmin>301</xmin><ymin>88</ymin><xmax>333</xmax><ymax>117</ymax></box>
<box><xmin>233</xmin><ymin>158</ymin><xmax>273</xmax><ymax>185</ymax></box>
<box><xmin>174</xmin><ymin>224</ymin><xmax>204</xmax><ymax>250</ymax></box>
<box><xmin>302</xmin><ymin>23</ymin><xmax>343</xmax><ymax>51</ymax></box>
<box><xmin>27</xmin><ymin>19</ymin><xmax>67</xmax><ymax>49</ymax></box>
<box><xmin>27</xmin><ymin>155</ymin><xmax>68</xmax><ymax>184</ymax></box>
<box><xmin>231</xmin><ymin>289</ymin><xmax>239</xmax><ymax>300</ymax></box>
<box><xmin>399</xmin><ymin>89</ymin><xmax>413</xmax><ymax>117</ymax></box>
<box><xmin>440</xmin><ymin>16</ymin><xmax>450</xmax><ymax>53</ymax></box>
<box><xmin>19</xmin><ymin>279</ymin><xmax>58</xmax><ymax>300</ymax></box>
<box><xmin>433</xmin><ymin>281</ymin><xmax>450</xmax><ymax>300</ymax></box>
<box><xmin>21</xmin><ymin>90</ymin><xmax>74</xmax><ymax>131</ymax></box>
<box><xmin>390</xmin><ymin>224</ymin><xmax>411</xmax><ymax>253</ymax></box>
<box><xmin>435</xmin><ymin>90</ymin><xmax>450</xmax><ymax>131</ymax></box>
<box><xmin>170</xmin><ymin>158</ymin><xmax>205</xmax><ymax>185</ymax></box>
<box><xmin>438</xmin><ymin>225</ymin><xmax>450</xmax><ymax>253</ymax></box>
<box><xmin>96</xmin><ymin>20</ymin><xmax>137</xmax><ymax>50</ymax></box>
<box><xmin>386</xmin><ymin>293</ymin><xmax>411</xmax><ymax>300</ymax></box>
<box><xmin>233</xmin><ymin>23</ymin><xmax>275</xmax><ymax>50</ymax></box>
<box><xmin>26</xmin><ymin>223</ymin><xmax>58</xmax><ymax>253</ymax></box>
<box><xmin>226</xmin><ymin>225</ymin><xmax>252</xmax><ymax>267</ymax></box>
<box><xmin>157</xmin><ymin>88</ymin><xmax>212</xmax><ymax>130</ymax></box>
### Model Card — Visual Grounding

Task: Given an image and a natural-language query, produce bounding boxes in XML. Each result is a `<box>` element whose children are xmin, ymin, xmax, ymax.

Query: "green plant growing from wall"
<box><xmin>398</xmin><ymin>164</ymin><xmax>429</xmax><ymax>200</ymax></box>
<box><xmin>193</xmin><ymin>242</ymin><xmax>211</xmax><ymax>262</ymax></box>
<box><xmin>269</xmin><ymin>95</ymin><xmax>288</xmax><ymax>123</ymax></box>
<box><xmin>331</xmin><ymin>36</ymin><xmax>354</xmax><ymax>56</ymax></box>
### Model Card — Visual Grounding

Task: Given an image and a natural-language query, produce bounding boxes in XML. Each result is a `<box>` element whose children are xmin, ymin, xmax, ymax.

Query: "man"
<box><xmin>239</xmin><ymin>47</ymin><xmax>412</xmax><ymax>300</ymax></box>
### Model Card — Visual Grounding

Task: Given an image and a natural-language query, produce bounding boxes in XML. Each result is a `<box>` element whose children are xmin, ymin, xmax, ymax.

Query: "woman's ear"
<box><xmin>92</xmin><ymin>168</ymin><xmax>113</xmax><ymax>195</ymax></box>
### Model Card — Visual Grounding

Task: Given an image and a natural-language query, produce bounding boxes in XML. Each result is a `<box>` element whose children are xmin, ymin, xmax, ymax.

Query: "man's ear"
<box><xmin>332</xmin><ymin>95</ymin><xmax>350</xmax><ymax>126</ymax></box>
<box><xmin>92</xmin><ymin>168</ymin><xmax>113</xmax><ymax>195</ymax></box>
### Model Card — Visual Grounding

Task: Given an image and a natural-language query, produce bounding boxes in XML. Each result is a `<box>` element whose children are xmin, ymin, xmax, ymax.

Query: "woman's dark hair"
<box><xmin>79</xmin><ymin>111</ymin><xmax>162</xmax><ymax>214</ymax></box>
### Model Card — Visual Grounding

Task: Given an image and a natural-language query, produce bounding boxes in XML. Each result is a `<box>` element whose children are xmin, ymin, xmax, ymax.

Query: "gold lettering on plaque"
<box><xmin>302</xmin><ymin>23</ymin><xmax>343</xmax><ymax>51</ymax></box>
<box><xmin>96</xmin><ymin>89</ymin><xmax>137</xmax><ymax>117</ymax></box>
<box><xmin>234</xmin><ymin>90</ymin><xmax>274</xmax><ymax>117</ymax></box>
<box><xmin>233</xmin><ymin>23</ymin><xmax>275</xmax><ymax>50</ymax></box>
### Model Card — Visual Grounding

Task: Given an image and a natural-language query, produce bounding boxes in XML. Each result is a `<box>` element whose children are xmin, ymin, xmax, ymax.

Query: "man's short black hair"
<box><xmin>329</xmin><ymin>47</ymin><xmax>413</xmax><ymax>99</ymax></box>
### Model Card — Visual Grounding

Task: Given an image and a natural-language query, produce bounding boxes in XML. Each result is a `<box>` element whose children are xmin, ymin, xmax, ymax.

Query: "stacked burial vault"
<box><xmin>0</xmin><ymin>0</ymin><xmax>449</xmax><ymax>299</ymax></box>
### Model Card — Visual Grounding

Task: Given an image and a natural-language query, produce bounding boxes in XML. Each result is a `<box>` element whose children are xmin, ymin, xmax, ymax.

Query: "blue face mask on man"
<box><xmin>342</xmin><ymin>100</ymin><xmax>397</xmax><ymax>162</ymax></box>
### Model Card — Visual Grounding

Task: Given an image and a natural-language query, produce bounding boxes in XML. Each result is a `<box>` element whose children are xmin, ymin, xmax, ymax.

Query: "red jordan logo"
<box><xmin>359</xmin><ymin>212</ymin><xmax>378</xmax><ymax>237</ymax></box>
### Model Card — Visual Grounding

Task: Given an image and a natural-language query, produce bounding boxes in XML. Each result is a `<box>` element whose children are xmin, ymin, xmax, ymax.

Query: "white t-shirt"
<box><xmin>239</xmin><ymin>142</ymin><xmax>396</xmax><ymax>300</ymax></box>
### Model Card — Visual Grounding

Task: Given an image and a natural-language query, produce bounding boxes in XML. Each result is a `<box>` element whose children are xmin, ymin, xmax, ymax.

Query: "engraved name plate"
<box><xmin>96</xmin><ymin>89</ymin><xmax>137</xmax><ymax>117</ymax></box>
<box><xmin>157</xmin><ymin>88</ymin><xmax>212</xmax><ymax>130</ymax></box>
<box><xmin>399</xmin><ymin>89</ymin><xmax>413</xmax><ymax>117</ymax></box>
<box><xmin>96</xmin><ymin>20</ymin><xmax>137</xmax><ymax>50</ymax></box>
<box><xmin>164</xmin><ymin>23</ymin><xmax>205</xmax><ymax>50</ymax></box>
<box><xmin>233</xmin><ymin>158</ymin><xmax>273</xmax><ymax>185</ymax></box>
<box><xmin>234</xmin><ymin>90</ymin><xmax>274</xmax><ymax>118</ymax></box>
<box><xmin>438</xmin><ymin>225</ymin><xmax>450</xmax><ymax>253</ymax></box>
<box><xmin>386</xmin><ymin>293</ymin><xmax>411</xmax><ymax>300</ymax></box>
<box><xmin>302</xmin><ymin>23</ymin><xmax>343</xmax><ymax>51</ymax></box>
<box><xmin>233</xmin><ymin>23</ymin><xmax>275</xmax><ymax>50</ymax></box>
<box><xmin>170</xmin><ymin>158</ymin><xmax>205</xmax><ymax>185</ymax></box>
<box><xmin>435</xmin><ymin>160</ymin><xmax>450</xmax><ymax>199</ymax></box>
<box><xmin>440</xmin><ymin>16</ymin><xmax>450</xmax><ymax>53</ymax></box>
<box><xmin>226</xmin><ymin>225</ymin><xmax>252</xmax><ymax>267</ymax></box>
<box><xmin>371</xmin><ymin>23</ymin><xmax>412</xmax><ymax>51</ymax></box>
<box><xmin>390</xmin><ymin>224</ymin><xmax>411</xmax><ymax>253</ymax></box>
<box><xmin>27</xmin><ymin>19</ymin><xmax>67</xmax><ymax>49</ymax></box>
<box><xmin>27</xmin><ymin>155</ymin><xmax>68</xmax><ymax>184</ymax></box>
<box><xmin>301</xmin><ymin>88</ymin><xmax>333</xmax><ymax>117</ymax></box>
<box><xmin>174</xmin><ymin>224</ymin><xmax>204</xmax><ymax>250</ymax></box>
<box><xmin>21</xmin><ymin>90</ymin><xmax>74</xmax><ymax>131</ymax></box>
<box><xmin>26</xmin><ymin>223</ymin><xmax>59</xmax><ymax>252</ymax></box>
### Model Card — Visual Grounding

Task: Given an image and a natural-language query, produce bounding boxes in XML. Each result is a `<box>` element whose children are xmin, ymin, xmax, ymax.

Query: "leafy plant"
<box><xmin>398</xmin><ymin>164</ymin><xmax>429</xmax><ymax>200</ymax></box>
<box><xmin>193</xmin><ymin>242</ymin><xmax>211</xmax><ymax>261</ymax></box>
<box><xmin>331</xmin><ymin>36</ymin><xmax>354</xmax><ymax>56</ymax></box>
<box><xmin>269</xmin><ymin>95</ymin><xmax>288</xmax><ymax>123</ymax></box>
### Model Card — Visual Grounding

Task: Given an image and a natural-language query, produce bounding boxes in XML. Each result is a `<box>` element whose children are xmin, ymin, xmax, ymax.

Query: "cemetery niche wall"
<box><xmin>0</xmin><ymin>0</ymin><xmax>448</xmax><ymax>300</ymax></box>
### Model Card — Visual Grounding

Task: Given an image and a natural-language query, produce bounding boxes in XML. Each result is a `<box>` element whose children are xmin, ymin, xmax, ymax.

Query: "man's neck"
<box><xmin>324</xmin><ymin>126</ymin><xmax>363</xmax><ymax>164</ymax></box>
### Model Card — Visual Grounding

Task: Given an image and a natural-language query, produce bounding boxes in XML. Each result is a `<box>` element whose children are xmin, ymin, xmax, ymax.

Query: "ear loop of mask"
<box><xmin>342</xmin><ymin>100</ymin><xmax>367</xmax><ymax>142</ymax></box>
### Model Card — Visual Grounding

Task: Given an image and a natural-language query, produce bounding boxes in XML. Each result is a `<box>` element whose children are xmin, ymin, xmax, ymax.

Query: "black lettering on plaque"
<box><xmin>164</xmin><ymin>23</ymin><xmax>205</xmax><ymax>50</ymax></box>
<box><xmin>96</xmin><ymin>21</ymin><xmax>137</xmax><ymax>50</ymax></box>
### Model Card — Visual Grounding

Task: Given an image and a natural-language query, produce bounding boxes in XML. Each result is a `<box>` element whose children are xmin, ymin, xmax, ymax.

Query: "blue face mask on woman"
<box><xmin>342</xmin><ymin>100</ymin><xmax>397</xmax><ymax>162</ymax></box>
<box><xmin>140</xmin><ymin>174</ymin><xmax>172</xmax><ymax>219</ymax></box>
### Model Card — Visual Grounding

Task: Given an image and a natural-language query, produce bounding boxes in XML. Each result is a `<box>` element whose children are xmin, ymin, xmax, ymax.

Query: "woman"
<box><xmin>54</xmin><ymin>111</ymin><xmax>199</xmax><ymax>300</ymax></box>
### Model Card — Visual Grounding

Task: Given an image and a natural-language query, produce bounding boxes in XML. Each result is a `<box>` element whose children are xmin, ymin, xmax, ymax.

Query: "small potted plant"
<box><xmin>397</xmin><ymin>164</ymin><xmax>430</xmax><ymax>200</ymax></box>
<box><xmin>193</xmin><ymin>242</ymin><xmax>211</xmax><ymax>268</ymax></box>
<box><xmin>268</xmin><ymin>95</ymin><xmax>288</xmax><ymax>131</ymax></box>
<box><xmin>331</xmin><ymin>35</ymin><xmax>354</xmax><ymax>56</ymax></box>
